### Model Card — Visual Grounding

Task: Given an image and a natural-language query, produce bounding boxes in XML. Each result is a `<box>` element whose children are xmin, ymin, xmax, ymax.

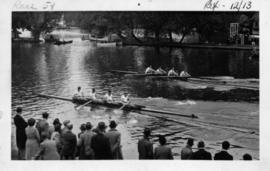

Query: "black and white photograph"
<box><xmin>1</xmin><ymin>0</ymin><xmax>270</xmax><ymax>170</ymax></box>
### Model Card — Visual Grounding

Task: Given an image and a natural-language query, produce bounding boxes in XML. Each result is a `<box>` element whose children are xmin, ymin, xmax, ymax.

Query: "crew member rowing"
<box><xmin>89</xmin><ymin>88</ymin><xmax>97</xmax><ymax>100</ymax></box>
<box><xmin>180</xmin><ymin>70</ymin><xmax>191</xmax><ymax>77</ymax></box>
<box><xmin>145</xmin><ymin>65</ymin><xmax>155</xmax><ymax>74</ymax></box>
<box><xmin>155</xmin><ymin>67</ymin><xmax>167</xmax><ymax>75</ymax></box>
<box><xmin>121</xmin><ymin>93</ymin><xmax>130</xmax><ymax>105</ymax></box>
<box><xmin>74</xmin><ymin>86</ymin><xmax>84</xmax><ymax>98</ymax></box>
<box><xmin>168</xmin><ymin>67</ymin><xmax>178</xmax><ymax>76</ymax></box>
<box><xmin>104</xmin><ymin>90</ymin><xmax>113</xmax><ymax>103</ymax></box>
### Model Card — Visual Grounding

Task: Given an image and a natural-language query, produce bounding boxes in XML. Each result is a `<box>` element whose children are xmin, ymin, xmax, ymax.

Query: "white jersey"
<box><xmin>121</xmin><ymin>95</ymin><xmax>129</xmax><ymax>103</ymax></box>
<box><xmin>145</xmin><ymin>67</ymin><xmax>155</xmax><ymax>74</ymax></box>
<box><xmin>74</xmin><ymin>90</ymin><xmax>84</xmax><ymax>97</ymax></box>
<box><xmin>168</xmin><ymin>70</ymin><xmax>178</xmax><ymax>76</ymax></box>
<box><xmin>180</xmin><ymin>71</ymin><xmax>191</xmax><ymax>77</ymax></box>
<box><xmin>104</xmin><ymin>93</ymin><xmax>113</xmax><ymax>102</ymax></box>
<box><xmin>89</xmin><ymin>92</ymin><xmax>96</xmax><ymax>100</ymax></box>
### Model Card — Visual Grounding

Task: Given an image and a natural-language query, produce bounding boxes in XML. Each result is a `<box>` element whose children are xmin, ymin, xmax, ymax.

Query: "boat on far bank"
<box><xmin>54</xmin><ymin>40</ymin><xmax>73</xmax><ymax>45</ymax></box>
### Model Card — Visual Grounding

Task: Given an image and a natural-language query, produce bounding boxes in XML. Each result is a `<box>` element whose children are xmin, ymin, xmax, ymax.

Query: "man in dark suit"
<box><xmin>91</xmin><ymin>122</ymin><xmax>112</xmax><ymax>159</ymax></box>
<box><xmin>138</xmin><ymin>128</ymin><xmax>154</xmax><ymax>159</ymax></box>
<box><xmin>13</xmin><ymin>107</ymin><xmax>27</xmax><ymax>160</ymax></box>
<box><xmin>191</xmin><ymin>141</ymin><xmax>212</xmax><ymax>160</ymax></box>
<box><xmin>214</xmin><ymin>141</ymin><xmax>233</xmax><ymax>160</ymax></box>
<box><xmin>61</xmin><ymin>123</ymin><xmax>77</xmax><ymax>160</ymax></box>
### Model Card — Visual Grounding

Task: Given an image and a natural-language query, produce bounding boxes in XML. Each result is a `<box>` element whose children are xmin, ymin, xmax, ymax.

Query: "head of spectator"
<box><xmin>80</xmin><ymin>123</ymin><xmax>86</xmax><ymax>132</ymax></box>
<box><xmin>53</xmin><ymin>118</ymin><xmax>61</xmax><ymax>126</ymax></box>
<box><xmin>85</xmin><ymin>122</ymin><xmax>92</xmax><ymax>130</ymax></box>
<box><xmin>27</xmin><ymin>118</ymin><xmax>36</xmax><ymax>127</ymax></box>
<box><xmin>143</xmin><ymin>127</ymin><xmax>151</xmax><ymax>138</ymax></box>
<box><xmin>78</xmin><ymin>86</ymin><xmax>81</xmax><ymax>91</ymax></box>
<box><xmin>67</xmin><ymin>123</ymin><xmax>73</xmax><ymax>131</ymax></box>
<box><xmin>109</xmin><ymin>120</ymin><xmax>117</xmax><ymax>129</ymax></box>
<box><xmin>187</xmin><ymin>138</ymin><xmax>194</xmax><ymax>147</ymax></box>
<box><xmin>243</xmin><ymin>153</ymin><xmax>252</xmax><ymax>160</ymax></box>
<box><xmin>158</xmin><ymin>135</ymin><xmax>167</xmax><ymax>146</ymax></box>
<box><xmin>222</xmin><ymin>141</ymin><xmax>230</xmax><ymax>150</ymax></box>
<box><xmin>63</xmin><ymin>120</ymin><xmax>70</xmax><ymax>127</ymax></box>
<box><xmin>16</xmin><ymin>107</ymin><xmax>22</xmax><ymax>114</ymax></box>
<box><xmin>42</xmin><ymin>112</ymin><xmax>49</xmax><ymax>120</ymax></box>
<box><xmin>97</xmin><ymin>121</ymin><xmax>107</xmax><ymax>133</ymax></box>
<box><xmin>197</xmin><ymin>141</ymin><xmax>205</xmax><ymax>149</ymax></box>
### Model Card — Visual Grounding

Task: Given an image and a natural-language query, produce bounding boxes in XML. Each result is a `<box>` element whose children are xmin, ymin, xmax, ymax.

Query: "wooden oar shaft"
<box><xmin>38</xmin><ymin>94</ymin><xmax>72</xmax><ymax>102</ymax></box>
<box><xmin>111</xmin><ymin>70</ymin><xmax>138</xmax><ymax>74</ymax></box>
<box><xmin>141</xmin><ymin>108</ymin><xmax>198</xmax><ymax>118</ymax></box>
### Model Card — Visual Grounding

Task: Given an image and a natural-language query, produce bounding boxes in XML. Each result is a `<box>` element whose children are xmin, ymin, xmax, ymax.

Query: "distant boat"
<box><xmin>54</xmin><ymin>40</ymin><xmax>73</xmax><ymax>45</ymax></box>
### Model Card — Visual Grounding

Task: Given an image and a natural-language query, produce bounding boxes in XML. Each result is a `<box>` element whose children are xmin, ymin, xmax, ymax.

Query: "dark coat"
<box><xmin>61</xmin><ymin>130</ymin><xmax>77</xmax><ymax>157</ymax></box>
<box><xmin>138</xmin><ymin>137</ymin><xmax>154</xmax><ymax>159</ymax></box>
<box><xmin>214</xmin><ymin>151</ymin><xmax>233</xmax><ymax>160</ymax></box>
<box><xmin>14</xmin><ymin>114</ymin><xmax>27</xmax><ymax>149</ymax></box>
<box><xmin>191</xmin><ymin>149</ymin><xmax>212</xmax><ymax>160</ymax></box>
<box><xmin>91</xmin><ymin>132</ymin><xmax>112</xmax><ymax>159</ymax></box>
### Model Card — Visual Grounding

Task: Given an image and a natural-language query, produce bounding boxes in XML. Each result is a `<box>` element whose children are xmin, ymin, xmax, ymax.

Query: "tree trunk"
<box><xmin>155</xmin><ymin>30</ymin><xmax>160</xmax><ymax>43</ymax></box>
<box><xmin>168</xmin><ymin>30</ymin><xmax>173</xmax><ymax>42</ymax></box>
<box><xmin>32</xmin><ymin>29</ymin><xmax>41</xmax><ymax>41</ymax></box>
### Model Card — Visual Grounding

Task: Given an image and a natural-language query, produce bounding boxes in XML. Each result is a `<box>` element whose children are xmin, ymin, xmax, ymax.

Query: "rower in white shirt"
<box><xmin>121</xmin><ymin>93</ymin><xmax>130</xmax><ymax>104</ymax></box>
<box><xmin>145</xmin><ymin>65</ymin><xmax>155</xmax><ymax>74</ymax></box>
<box><xmin>104</xmin><ymin>90</ymin><xmax>113</xmax><ymax>103</ymax></box>
<box><xmin>180</xmin><ymin>70</ymin><xmax>191</xmax><ymax>77</ymax></box>
<box><xmin>89</xmin><ymin>88</ymin><xmax>97</xmax><ymax>100</ymax></box>
<box><xmin>74</xmin><ymin>86</ymin><xmax>84</xmax><ymax>98</ymax></box>
<box><xmin>168</xmin><ymin>67</ymin><xmax>178</xmax><ymax>76</ymax></box>
<box><xmin>155</xmin><ymin>67</ymin><xmax>167</xmax><ymax>75</ymax></box>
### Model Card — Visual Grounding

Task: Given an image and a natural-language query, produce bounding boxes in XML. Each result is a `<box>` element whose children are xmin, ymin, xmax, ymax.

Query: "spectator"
<box><xmin>154</xmin><ymin>135</ymin><xmax>173</xmax><ymax>159</ymax></box>
<box><xmin>181</xmin><ymin>138</ymin><xmax>194</xmax><ymax>160</ymax></box>
<box><xmin>191</xmin><ymin>141</ymin><xmax>212</xmax><ymax>160</ymax></box>
<box><xmin>214</xmin><ymin>141</ymin><xmax>233</xmax><ymax>160</ymax></box>
<box><xmin>61</xmin><ymin>120</ymin><xmax>70</xmax><ymax>135</ymax></box>
<box><xmin>14</xmin><ymin>107</ymin><xmax>28</xmax><ymax>160</ymax></box>
<box><xmin>25</xmin><ymin>118</ymin><xmax>40</xmax><ymax>160</ymax></box>
<box><xmin>35</xmin><ymin>132</ymin><xmax>60</xmax><ymax>160</ymax></box>
<box><xmin>76</xmin><ymin>123</ymin><xmax>86</xmax><ymax>159</ymax></box>
<box><xmin>243</xmin><ymin>153</ymin><xmax>252</xmax><ymax>160</ymax></box>
<box><xmin>79</xmin><ymin>122</ymin><xmax>95</xmax><ymax>159</ymax></box>
<box><xmin>51</xmin><ymin>118</ymin><xmax>62</xmax><ymax>154</ymax></box>
<box><xmin>91</xmin><ymin>122</ymin><xmax>112</xmax><ymax>159</ymax></box>
<box><xmin>61</xmin><ymin>123</ymin><xmax>77</xmax><ymax>160</ymax></box>
<box><xmin>36</xmin><ymin>112</ymin><xmax>51</xmax><ymax>141</ymax></box>
<box><xmin>105</xmin><ymin>120</ymin><xmax>123</xmax><ymax>159</ymax></box>
<box><xmin>138</xmin><ymin>128</ymin><xmax>154</xmax><ymax>159</ymax></box>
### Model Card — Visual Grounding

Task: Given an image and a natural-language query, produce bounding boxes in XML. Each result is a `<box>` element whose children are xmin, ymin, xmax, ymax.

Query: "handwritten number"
<box><xmin>246</xmin><ymin>1</ymin><xmax>252</xmax><ymax>9</ymax></box>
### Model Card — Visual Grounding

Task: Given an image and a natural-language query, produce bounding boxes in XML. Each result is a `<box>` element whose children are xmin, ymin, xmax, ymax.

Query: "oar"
<box><xmin>75</xmin><ymin>100</ymin><xmax>92</xmax><ymax>110</ymax></box>
<box><xmin>140</xmin><ymin>108</ymin><xmax>198</xmax><ymax>119</ymax></box>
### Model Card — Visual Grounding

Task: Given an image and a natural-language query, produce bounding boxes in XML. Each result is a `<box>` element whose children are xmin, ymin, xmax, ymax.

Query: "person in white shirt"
<box><xmin>74</xmin><ymin>86</ymin><xmax>84</xmax><ymax>98</ymax></box>
<box><xmin>155</xmin><ymin>67</ymin><xmax>167</xmax><ymax>75</ymax></box>
<box><xmin>121</xmin><ymin>93</ymin><xmax>130</xmax><ymax>104</ymax></box>
<box><xmin>180</xmin><ymin>70</ymin><xmax>191</xmax><ymax>77</ymax></box>
<box><xmin>145</xmin><ymin>65</ymin><xmax>155</xmax><ymax>74</ymax></box>
<box><xmin>168</xmin><ymin>67</ymin><xmax>178</xmax><ymax>76</ymax></box>
<box><xmin>104</xmin><ymin>90</ymin><xmax>113</xmax><ymax>103</ymax></box>
<box><xmin>89</xmin><ymin>88</ymin><xmax>96</xmax><ymax>100</ymax></box>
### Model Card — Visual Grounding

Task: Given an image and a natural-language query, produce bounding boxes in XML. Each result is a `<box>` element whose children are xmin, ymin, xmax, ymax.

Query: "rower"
<box><xmin>168</xmin><ymin>67</ymin><xmax>178</xmax><ymax>76</ymax></box>
<box><xmin>74</xmin><ymin>86</ymin><xmax>84</xmax><ymax>98</ymax></box>
<box><xmin>104</xmin><ymin>90</ymin><xmax>113</xmax><ymax>103</ymax></box>
<box><xmin>89</xmin><ymin>88</ymin><xmax>97</xmax><ymax>100</ymax></box>
<box><xmin>155</xmin><ymin>67</ymin><xmax>167</xmax><ymax>75</ymax></box>
<box><xmin>145</xmin><ymin>65</ymin><xmax>155</xmax><ymax>74</ymax></box>
<box><xmin>180</xmin><ymin>70</ymin><xmax>191</xmax><ymax>77</ymax></box>
<box><xmin>121</xmin><ymin>92</ymin><xmax>130</xmax><ymax>104</ymax></box>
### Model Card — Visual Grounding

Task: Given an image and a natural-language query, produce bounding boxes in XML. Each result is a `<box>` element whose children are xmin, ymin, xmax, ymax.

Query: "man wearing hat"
<box><xmin>191</xmin><ymin>141</ymin><xmax>212</xmax><ymax>160</ymax></box>
<box><xmin>91</xmin><ymin>122</ymin><xmax>112</xmax><ymax>159</ymax></box>
<box><xmin>61</xmin><ymin>120</ymin><xmax>70</xmax><ymax>135</ymax></box>
<box><xmin>105</xmin><ymin>120</ymin><xmax>123</xmax><ymax>159</ymax></box>
<box><xmin>61</xmin><ymin>123</ymin><xmax>77</xmax><ymax>160</ymax></box>
<box><xmin>138</xmin><ymin>127</ymin><xmax>154</xmax><ymax>159</ymax></box>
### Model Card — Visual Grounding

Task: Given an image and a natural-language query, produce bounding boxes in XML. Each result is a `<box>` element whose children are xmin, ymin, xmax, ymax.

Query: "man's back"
<box><xmin>138</xmin><ymin>138</ymin><xmax>153</xmax><ymax>159</ymax></box>
<box><xmin>214</xmin><ymin>151</ymin><xmax>233</xmax><ymax>160</ymax></box>
<box><xmin>181</xmin><ymin>145</ymin><xmax>193</xmax><ymax>159</ymax></box>
<box><xmin>91</xmin><ymin>133</ymin><xmax>112</xmax><ymax>159</ymax></box>
<box><xmin>61</xmin><ymin>130</ymin><xmax>77</xmax><ymax>156</ymax></box>
<box><xmin>81</xmin><ymin>130</ymin><xmax>95</xmax><ymax>156</ymax></box>
<box><xmin>191</xmin><ymin>149</ymin><xmax>212</xmax><ymax>160</ymax></box>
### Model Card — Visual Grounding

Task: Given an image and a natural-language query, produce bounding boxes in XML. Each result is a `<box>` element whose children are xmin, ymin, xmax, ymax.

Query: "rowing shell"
<box><xmin>37</xmin><ymin>94</ymin><xmax>198</xmax><ymax>118</ymax></box>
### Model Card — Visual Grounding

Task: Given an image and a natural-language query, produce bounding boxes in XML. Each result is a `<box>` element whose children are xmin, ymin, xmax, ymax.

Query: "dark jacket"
<box><xmin>91</xmin><ymin>132</ymin><xmax>112</xmax><ymax>159</ymax></box>
<box><xmin>138</xmin><ymin>137</ymin><xmax>154</xmax><ymax>159</ymax></box>
<box><xmin>14</xmin><ymin>114</ymin><xmax>27</xmax><ymax>149</ymax></box>
<box><xmin>61</xmin><ymin>130</ymin><xmax>77</xmax><ymax>157</ymax></box>
<box><xmin>214</xmin><ymin>151</ymin><xmax>233</xmax><ymax>160</ymax></box>
<box><xmin>191</xmin><ymin>149</ymin><xmax>212</xmax><ymax>160</ymax></box>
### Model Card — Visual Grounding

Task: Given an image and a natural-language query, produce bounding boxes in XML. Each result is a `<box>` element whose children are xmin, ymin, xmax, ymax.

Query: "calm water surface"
<box><xmin>12</xmin><ymin>29</ymin><xmax>259</xmax><ymax>159</ymax></box>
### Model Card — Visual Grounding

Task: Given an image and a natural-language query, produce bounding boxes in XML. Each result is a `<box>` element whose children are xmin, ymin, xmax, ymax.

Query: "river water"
<box><xmin>12</xmin><ymin>28</ymin><xmax>259</xmax><ymax>160</ymax></box>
